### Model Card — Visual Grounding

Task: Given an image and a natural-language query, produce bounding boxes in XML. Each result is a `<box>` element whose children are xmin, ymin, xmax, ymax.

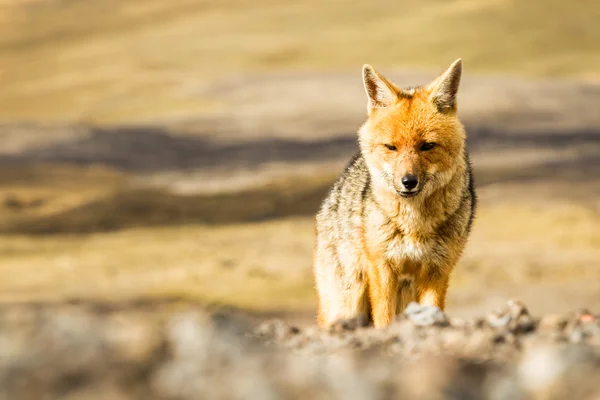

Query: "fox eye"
<box><xmin>384</xmin><ymin>144</ymin><xmax>397</xmax><ymax>151</ymax></box>
<box><xmin>420</xmin><ymin>142</ymin><xmax>436</xmax><ymax>151</ymax></box>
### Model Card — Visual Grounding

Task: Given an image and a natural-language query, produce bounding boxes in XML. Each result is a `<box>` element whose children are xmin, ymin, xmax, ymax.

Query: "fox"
<box><xmin>313</xmin><ymin>59</ymin><xmax>476</xmax><ymax>328</ymax></box>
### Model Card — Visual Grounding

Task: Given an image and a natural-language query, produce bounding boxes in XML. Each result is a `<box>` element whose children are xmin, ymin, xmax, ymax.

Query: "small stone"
<box><xmin>487</xmin><ymin>301</ymin><xmax>535</xmax><ymax>334</ymax></box>
<box><xmin>539</xmin><ymin>314</ymin><xmax>568</xmax><ymax>331</ymax></box>
<box><xmin>403</xmin><ymin>302</ymin><xmax>449</xmax><ymax>327</ymax></box>
<box><xmin>575</xmin><ymin>308</ymin><xmax>593</xmax><ymax>316</ymax></box>
<box><xmin>328</xmin><ymin>314</ymin><xmax>370</xmax><ymax>334</ymax></box>
<box><xmin>487</xmin><ymin>312</ymin><xmax>512</xmax><ymax>329</ymax></box>
<box><xmin>579</xmin><ymin>314</ymin><xmax>596</xmax><ymax>323</ymax></box>
<box><xmin>514</xmin><ymin>314</ymin><xmax>536</xmax><ymax>334</ymax></box>
<box><xmin>255</xmin><ymin>319</ymin><xmax>299</xmax><ymax>341</ymax></box>
<box><xmin>506</xmin><ymin>300</ymin><xmax>529</xmax><ymax>318</ymax></box>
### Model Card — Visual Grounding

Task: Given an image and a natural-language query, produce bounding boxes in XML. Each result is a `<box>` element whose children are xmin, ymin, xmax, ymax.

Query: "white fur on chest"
<box><xmin>385</xmin><ymin>234</ymin><xmax>431</xmax><ymax>264</ymax></box>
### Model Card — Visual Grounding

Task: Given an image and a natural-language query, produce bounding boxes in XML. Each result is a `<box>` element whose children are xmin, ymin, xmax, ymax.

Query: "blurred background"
<box><xmin>0</xmin><ymin>0</ymin><xmax>599</xmax><ymax>323</ymax></box>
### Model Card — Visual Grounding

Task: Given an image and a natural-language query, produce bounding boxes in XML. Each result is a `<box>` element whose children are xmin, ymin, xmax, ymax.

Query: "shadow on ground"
<box><xmin>0</xmin><ymin>123</ymin><xmax>599</xmax><ymax>172</ymax></box>
<box><xmin>0</xmin><ymin>123</ymin><xmax>598</xmax><ymax>234</ymax></box>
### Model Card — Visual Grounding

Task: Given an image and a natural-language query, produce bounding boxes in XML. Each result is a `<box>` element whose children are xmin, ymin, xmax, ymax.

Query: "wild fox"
<box><xmin>313</xmin><ymin>59</ymin><xmax>476</xmax><ymax>328</ymax></box>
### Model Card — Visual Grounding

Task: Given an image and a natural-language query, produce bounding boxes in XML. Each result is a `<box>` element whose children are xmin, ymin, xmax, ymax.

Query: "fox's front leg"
<box><xmin>416</xmin><ymin>266</ymin><xmax>451</xmax><ymax>310</ymax></box>
<box><xmin>367</xmin><ymin>262</ymin><xmax>399</xmax><ymax>328</ymax></box>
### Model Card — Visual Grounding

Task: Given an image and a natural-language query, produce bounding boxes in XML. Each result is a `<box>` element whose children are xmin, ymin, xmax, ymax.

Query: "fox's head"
<box><xmin>358</xmin><ymin>59</ymin><xmax>466</xmax><ymax>200</ymax></box>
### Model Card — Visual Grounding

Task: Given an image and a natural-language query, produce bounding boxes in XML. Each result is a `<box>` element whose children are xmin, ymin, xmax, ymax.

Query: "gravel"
<box><xmin>0</xmin><ymin>301</ymin><xmax>599</xmax><ymax>399</ymax></box>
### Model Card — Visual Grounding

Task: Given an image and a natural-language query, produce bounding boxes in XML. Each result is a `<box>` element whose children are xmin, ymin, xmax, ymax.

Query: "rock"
<box><xmin>506</xmin><ymin>300</ymin><xmax>529</xmax><ymax>317</ymax></box>
<box><xmin>328</xmin><ymin>314</ymin><xmax>370</xmax><ymax>334</ymax></box>
<box><xmin>486</xmin><ymin>300</ymin><xmax>535</xmax><ymax>334</ymax></box>
<box><xmin>255</xmin><ymin>319</ymin><xmax>300</xmax><ymax>341</ymax></box>
<box><xmin>0</xmin><ymin>301</ymin><xmax>598</xmax><ymax>399</ymax></box>
<box><xmin>487</xmin><ymin>312</ymin><xmax>512</xmax><ymax>329</ymax></box>
<box><xmin>403</xmin><ymin>302</ymin><xmax>450</xmax><ymax>327</ymax></box>
<box><xmin>579</xmin><ymin>313</ymin><xmax>596</xmax><ymax>323</ymax></box>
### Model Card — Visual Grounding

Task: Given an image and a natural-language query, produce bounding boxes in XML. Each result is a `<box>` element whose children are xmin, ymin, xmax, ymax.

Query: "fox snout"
<box><xmin>396</xmin><ymin>173</ymin><xmax>422</xmax><ymax>197</ymax></box>
<box><xmin>401</xmin><ymin>174</ymin><xmax>419</xmax><ymax>190</ymax></box>
<box><xmin>394</xmin><ymin>155</ymin><xmax>423</xmax><ymax>196</ymax></box>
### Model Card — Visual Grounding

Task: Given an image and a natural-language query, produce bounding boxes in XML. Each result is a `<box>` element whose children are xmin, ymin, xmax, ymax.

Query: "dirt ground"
<box><xmin>1</xmin><ymin>299</ymin><xmax>600</xmax><ymax>399</ymax></box>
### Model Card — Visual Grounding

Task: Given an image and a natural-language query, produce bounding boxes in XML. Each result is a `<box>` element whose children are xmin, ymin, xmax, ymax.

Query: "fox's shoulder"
<box><xmin>341</xmin><ymin>151</ymin><xmax>368</xmax><ymax>181</ymax></box>
<box><xmin>318</xmin><ymin>152</ymin><xmax>371</xmax><ymax>217</ymax></box>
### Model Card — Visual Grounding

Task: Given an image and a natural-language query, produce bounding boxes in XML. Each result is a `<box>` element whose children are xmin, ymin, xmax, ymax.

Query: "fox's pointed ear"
<box><xmin>362</xmin><ymin>64</ymin><xmax>399</xmax><ymax>114</ymax></box>
<box><xmin>428</xmin><ymin>58</ymin><xmax>462</xmax><ymax>113</ymax></box>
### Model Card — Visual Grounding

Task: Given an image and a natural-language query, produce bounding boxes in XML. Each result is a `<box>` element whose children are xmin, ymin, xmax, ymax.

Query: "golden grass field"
<box><xmin>1</xmin><ymin>163</ymin><xmax>599</xmax><ymax>318</ymax></box>
<box><xmin>1</xmin><ymin>0</ymin><xmax>600</xmax><ymax>122</ymax></box>
<box><xmin>0</xmin><ymin>0</ymin><xmax>599</xmax><ymax>323</ymax></box>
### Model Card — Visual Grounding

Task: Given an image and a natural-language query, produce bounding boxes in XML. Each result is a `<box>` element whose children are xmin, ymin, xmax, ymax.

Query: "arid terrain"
<box><xmin>0</xmin><ymin>72</ymin><xmax>599</xmax><ymax>320</ymax></box>
<box><xmin>1</xmin><ymin>300</ymin><xmax>600</xmax><ymax>399</ymax></box>
<box><xmin>0</xmin><ymin>0</ymin><xmax>600</xmax><ymax>397</ymax></box>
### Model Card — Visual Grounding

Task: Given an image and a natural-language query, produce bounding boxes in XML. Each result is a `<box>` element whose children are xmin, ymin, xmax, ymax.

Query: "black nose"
<box><xmin>401</xmin><ymin>175</ymin><xmax>419</xmax><ymax>190</ymax></box>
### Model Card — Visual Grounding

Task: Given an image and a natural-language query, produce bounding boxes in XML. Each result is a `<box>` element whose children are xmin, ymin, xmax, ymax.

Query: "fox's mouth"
<box><xmin>398</xmin><ymin>189</ymin><xmax>421</xmax><ymax>198</ymax></box>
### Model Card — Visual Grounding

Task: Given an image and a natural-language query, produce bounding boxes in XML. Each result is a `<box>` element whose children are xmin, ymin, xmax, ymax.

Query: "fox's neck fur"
<box><xmin>369</xmin><ymin>154</ymin><xmax>468</xmax><ymax>237</ymax></box>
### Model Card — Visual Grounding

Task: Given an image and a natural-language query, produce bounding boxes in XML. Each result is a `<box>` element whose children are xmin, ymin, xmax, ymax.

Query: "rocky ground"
<box><xmin>1</xmin><ymin>300</ymin><xmax>600</xmax><ymax>400</ymax></box>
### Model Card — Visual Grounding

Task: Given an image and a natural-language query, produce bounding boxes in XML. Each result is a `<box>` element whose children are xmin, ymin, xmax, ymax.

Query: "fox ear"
<box><xmin>428</xmin><ymin>58</ymin><xmax>462</xmax><ymax>113</ymax></box>
<box><xmin>362</xmin><ymin>65</ymin><xmax>399</xmax><ymax>114</ymax></box>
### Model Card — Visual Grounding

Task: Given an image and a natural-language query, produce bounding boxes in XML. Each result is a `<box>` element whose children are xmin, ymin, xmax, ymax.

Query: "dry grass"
<box><xmin>0</xmin><ymin>154</ymin><xmax>598</xmax><ymax>315</ymax></box>
<box><xmin>1</xmin><ymin>0</ymin><xmax>599</xmax><ymax>122</ymax></box>
<box><xmin>0</xmin><ymin>164</ymin><xmax>125</xmax><ymax>235</ymax></box>
<box><xmin>0</xmin><ymin>164</ymin><xmax>334</xmax><ymax>233</ymax></box>
<box><xmin>0</xmin><ymin>188</ymin><xmax>599</xmax><ymax>316</ymax></box>
<box><xmin>0</xmin><ymin>218</ymin><xmax>316</xmax><ymax>312</ymax></box>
